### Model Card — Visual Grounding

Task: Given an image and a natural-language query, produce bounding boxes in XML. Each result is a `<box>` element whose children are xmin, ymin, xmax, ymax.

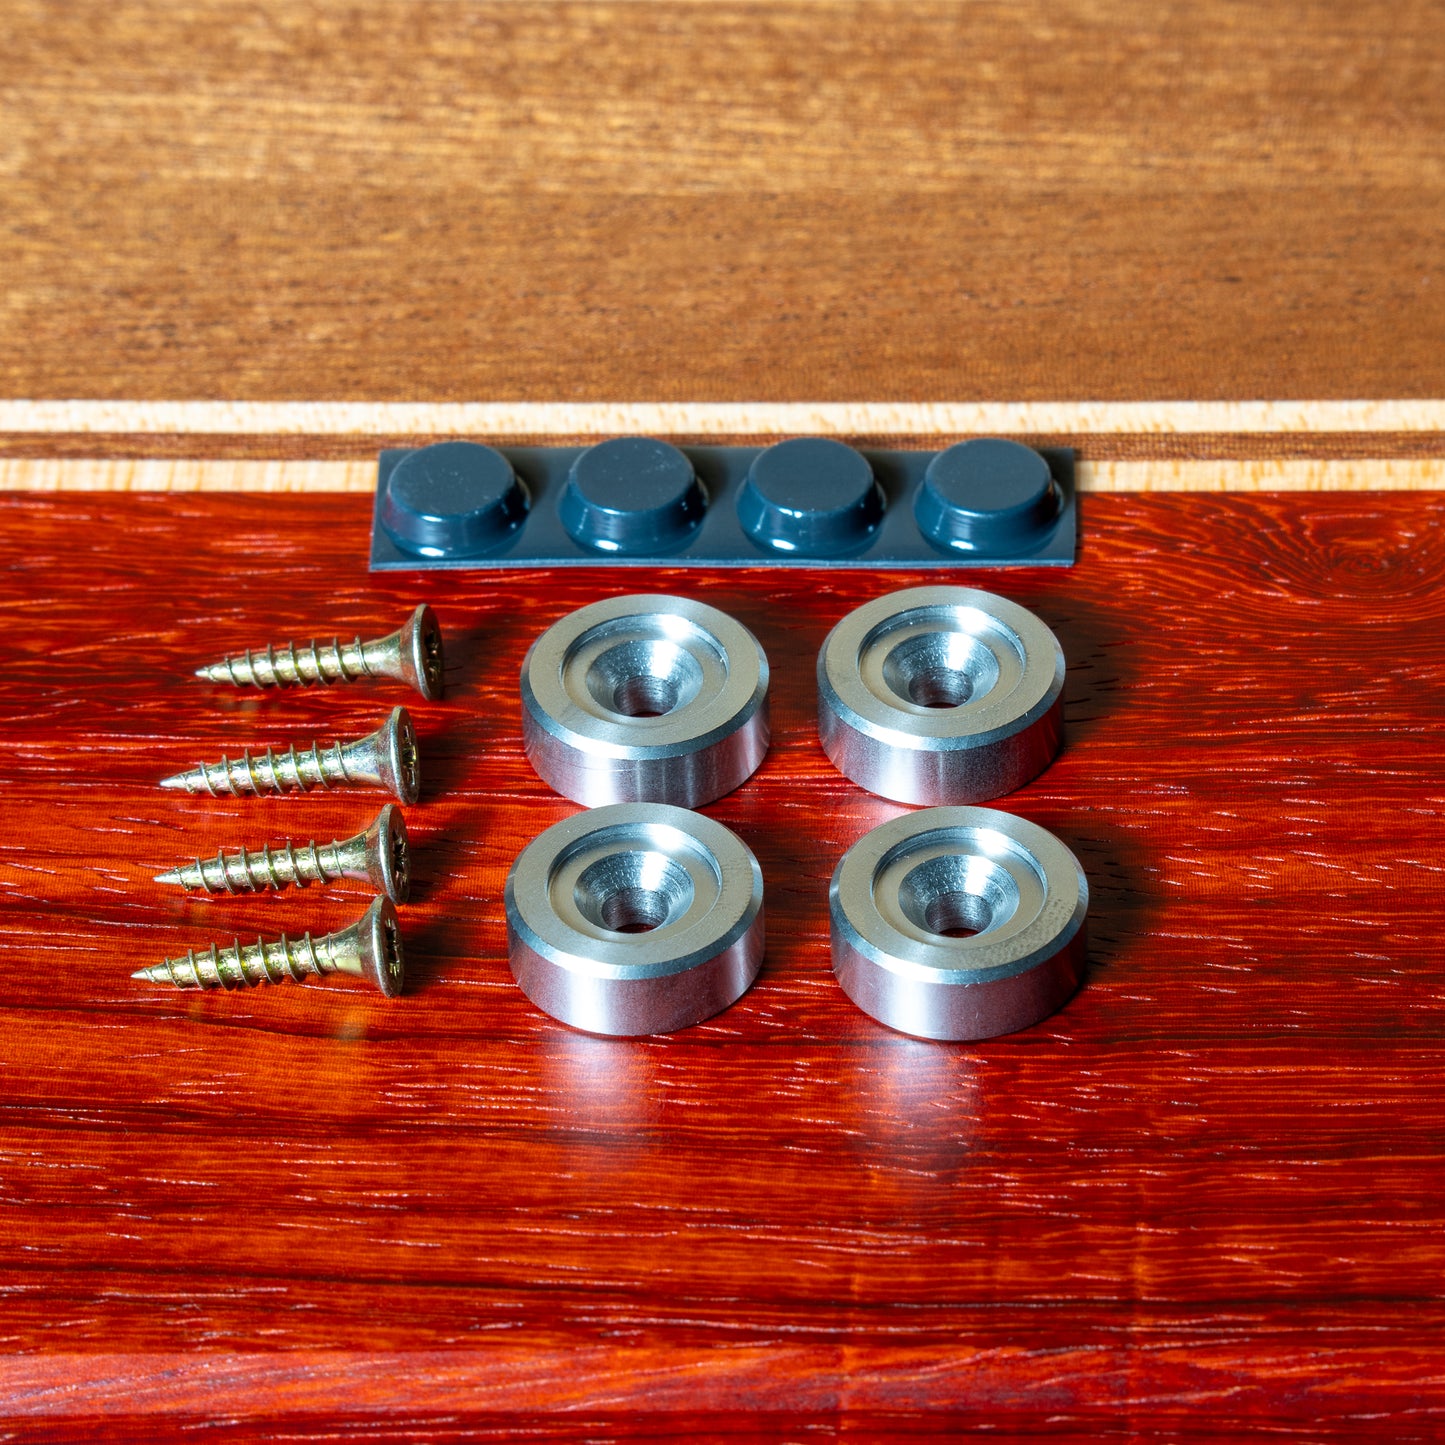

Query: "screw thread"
<box><xmin>201</xmin><ymin>639</ymin><xmax>373</xmax><ymax>689</ymax></box>
<box><xmin>160</xmin><ymin>711</ymin><xmax>410</xmax><ymax>803</ymax></box>
<box><xmin>168</xmin><ymin>840</ymin><xmax>343</xmax><ymax>894</ymax></box>
<box><xmin>137</xmin><ymin>932</ymin><xmax>338</xmax><ymax>990</ymax></box>
<box><xmin>171</xmin><ymin>743</ymin><xmax>354</xmax><ymax>797</ymax></box>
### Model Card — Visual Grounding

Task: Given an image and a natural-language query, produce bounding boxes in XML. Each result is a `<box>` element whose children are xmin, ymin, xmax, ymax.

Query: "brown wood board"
<box><xmin>3</xmin><ymin>1</ymin><xmax>1444</xmax><ymax>404</ymax></box>
<box><xmin>5</xmin><ymin>431</ymin><xmax>1445</xmax><ymax>462</ymax></box>
<box><xmin>0</xmin><ymin>490</ymin><xmax>1442</xmax><ymax>1435</ymax></box>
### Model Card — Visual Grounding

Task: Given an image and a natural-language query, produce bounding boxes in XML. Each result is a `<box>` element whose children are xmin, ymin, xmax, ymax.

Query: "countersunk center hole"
<box><xmin>923</xmin><ymin>891</ymin><xmax>993</xmax><ymax>937</ymax></box>
<box><xmin>600</xmin><ymin>887</ymin><xmax>672</xmax><ymax>932</ymax></box>
<box><xmin>908</xmin><ymin>667</ymin><xmax>973</xmax><ymax>708</ymax></box>
<box><xmin>897</xmin><ymin>853</ymin><xmax>1018</xmax><ymax>941</ymax></box>
<box><xmin>882</xmin><ymin>629</ymin><xmax>996</xmax><ymax>710</ymax></box>
<box><xmin>613</xmin><ymin>673</ymin><xmax>680</xmax><ymax>718</ymax></box>
<box><xmin>585</xmin><ymin>637</ymin><xmax>705</xmax><ymax>719</ymax></box>
<box><xmin>574</xmin><ymin>850</ymin><xmax>694</xmax><ymax>935</ymax></box>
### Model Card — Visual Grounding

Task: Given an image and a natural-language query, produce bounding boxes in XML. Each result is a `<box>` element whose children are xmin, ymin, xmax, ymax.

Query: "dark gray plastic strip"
<box><xmin>369</xmin><ymin>437</ymin><xmax>1076</xmax><ymax>571</ymax></box>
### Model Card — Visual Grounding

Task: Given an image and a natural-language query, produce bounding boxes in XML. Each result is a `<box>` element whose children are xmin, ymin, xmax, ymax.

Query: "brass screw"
<box><xmin>195</xmin><ymin>604</ymin><xmax>445</xmax><ymax>701</ymax></box>
<box><xmin>159</xmin><ymin>706</ymin><xmax>420</xmax><ymax>804</ymax></box>
<box><xmin>133</xmin><ymin>896</ymin><xmax>406</xmax><ymax>998</ymax></box>
<box><xmin>155</xmin><ymin>804</ymin><xmax>410</xmax><ymax>902</ymax></box>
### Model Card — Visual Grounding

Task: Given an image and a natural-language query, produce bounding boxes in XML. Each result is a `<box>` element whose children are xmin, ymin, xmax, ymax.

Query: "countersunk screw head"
<box><xmin>360</xmin><ymin>895</ymin><xmax>407</xmax><ymax>998</ymax></box>
<box><xmin>398</xmin><ymin>605</ymin><xmax>446</xmax><ymax>702</ymax></box>
<box><xmin>375</xmin><ymin>706</ymin><xmax>421</xmax><ymax>806</ymax></box>
<box><xmin>364</xmin><ymin>803</ymin><xmax>410</xmax><ymax>902</ymax></box>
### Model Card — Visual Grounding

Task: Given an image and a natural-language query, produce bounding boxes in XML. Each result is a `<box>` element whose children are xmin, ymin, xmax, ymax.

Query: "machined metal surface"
<box><xmin>159</xmin><ymin>705</ymin><xmax>421</xmax><ymax>804</ymax></box>
<box><xmin>196</xmin><ymin>604</ymin><xmax>445</xmax><ymax>701</ymax></box>
<box><xmin>521</xmin><ymin>595</ymin><xmax>769</xmax><ymax>807</ymax></box>
<box><xmin>505</xmin><ymin>803</ymin><xmax>765</xmax><ymax>1036</ymax></box>
<box><xmin>817</xmin><ymin>585</ymin><xmax>1065</xmax><ymax>804</ymax></box>
<box><xmin>830</xmin><ymin>807</ymin><xmax>1087</xmax><ymax>1040</ymax></box>
<box><xmin>132</xmin><ymin>896</ymin><xmax>406</xmax><ymax>997</ymax></box>
<box><xmin>155</xmin><ymin>804</ymin><xmax>410</xmax><ymax>902</ymax></box>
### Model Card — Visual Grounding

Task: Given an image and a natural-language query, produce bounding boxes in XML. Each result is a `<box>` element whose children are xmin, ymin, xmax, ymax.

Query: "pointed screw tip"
<box><xmin>154</xmin><ymin>869</ymin><xmax>181</xmax><ymax>886</ymax></box>
<box><xmin>158</xmin><ymin>773</ymin><xmax>189</xmax><ymax>790</ymax></box>
<box><xmin>131</xmin><ymin>967</ymin><xmax>157</xmax><ymax>982</ymax></box>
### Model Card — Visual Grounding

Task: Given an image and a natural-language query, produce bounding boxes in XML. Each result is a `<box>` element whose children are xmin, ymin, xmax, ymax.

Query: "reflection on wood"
<box><xmin>0</xmin><ymin>489</ymin><xmax>1441</xmax><ymax>1432</ymax></box>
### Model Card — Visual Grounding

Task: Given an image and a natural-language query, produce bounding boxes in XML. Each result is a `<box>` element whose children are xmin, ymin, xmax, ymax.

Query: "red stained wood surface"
<box><xmin>0</xmin><ymin>490</ymin><xmax>1443</xmax><ymax>1438</ymax></box>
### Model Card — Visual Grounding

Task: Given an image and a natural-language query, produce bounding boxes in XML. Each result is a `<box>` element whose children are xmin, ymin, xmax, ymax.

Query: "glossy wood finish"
<box><xmin>7</xmin><ymin>398</ymin><xmax>1445</xmax><ymax>498</ymax></box>
<box><xmin>3</xmin><ymin>2</ymin><xmax>1443</xmax><ymax>404</ymax></box>
<box><xmin>1</xmin><ymin>490</ymin><xmax>1442</xmax><ymax>1436</ymax></box>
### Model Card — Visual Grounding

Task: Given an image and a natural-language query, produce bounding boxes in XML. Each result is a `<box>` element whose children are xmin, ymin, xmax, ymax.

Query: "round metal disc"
<box><xmin>831</xmin><ymin>806</ymin><xmax>1087</xmax><ymax>1040</ymax></box>
<box><xmin>818</xmin><ymin>585</ymin><xmax>1064</xmax><ymax>804</ymax></box>
<box><xmin>506</xmin><ymin>803</ymin><xmax>766</xmax><ymax>1035</ymax></box>
<box><xmin>522</xmin><ymin>594</ymin><xmax>770</xmax><ymax>807</ymax></box>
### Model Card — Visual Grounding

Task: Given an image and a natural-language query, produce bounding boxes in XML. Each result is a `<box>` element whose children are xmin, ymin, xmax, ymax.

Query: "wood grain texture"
<box><xmin>3</xmin><ymin>400</ymin><xmax>1444</xmax><ymax>438</ymax></box>
<box><xmin>0</xmin><ymin>490</ymin><xmax>1443</xmax><ymax>1436</ymax></box>
<box><xmin>2</xmin><ymin>398</ymin><xmax>1445</xmax><ymax>477</ymax></box>
<box><xmin>2</xmin><ymin>2</ymin><xmax>1443</xmax><ymax>403</ymax></box>
<box><xmin>4</xmin><ymin>397</ymin><xmax>1443</xmax><ymax>491</ymax></box>
<box><xmin>7</xmin><ymin>454</ymin><xmax>1445</xmax><ymax>493</ymax></box>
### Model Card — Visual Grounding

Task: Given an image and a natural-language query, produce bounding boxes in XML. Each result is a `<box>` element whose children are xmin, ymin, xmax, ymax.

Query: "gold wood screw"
<box><xmin>195</xmin><ymin>604</ymin><xmax>445</xmax><ymax>701</ymax></box>
<box><xmin>133</xmin><ymin>897</ymin><xmax>406</xmax><ymax>997</ymax></box>
<box><xmin>156</xmin><ymin>804</ymin><xmax>409</xmax><ymax>902</ymax></box>
<box><xmin>159</xmin><ymin>706</ymin><xmax>420</xmax><ymax>804</ymax></box>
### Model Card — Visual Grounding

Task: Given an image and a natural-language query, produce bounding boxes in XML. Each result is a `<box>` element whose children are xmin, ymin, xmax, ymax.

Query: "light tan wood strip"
<box><xmin>1090</xmin><ymin>459</ymin><xmax>1445</xmax><ymax>492</ymax></box>
<box><xmin>0</xmin><ymin>401</ymin><xmax>1441</xmax><ymax>437</ymax></box>
<box><xmin>4</xmin><ymin>458</ymin><xmax>1442</xmax><ymax>494</ymax></box>
<box><xmin>0</xmin><ymin>459</ymin><xmax>372</xmax><ymax>492</ymax></box>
